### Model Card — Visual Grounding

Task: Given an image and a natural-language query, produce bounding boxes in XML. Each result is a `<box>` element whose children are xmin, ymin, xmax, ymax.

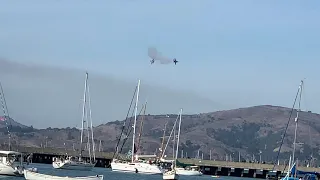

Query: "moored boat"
<box><xmin>52</xmin><ymin>156</ymin><xmax>95</xmax><ymax>171</ymax></box>
<box><xmin>175</xmin><ymin>166</ymin><xmax>202</xmax><ymax>176</ymax></box>
<box><xmin>53</xmin><ymin>72</ymin><xmax>96</xmax><ymax>171</ymax></box>
<box><xmin>111</xmin><ymin>155</ymin><xmax>162</xmax><ymax>174</ymax></box>
<box><xmin>0</xmin><ymin>85</ymin><xmax>25</xmax><ymax>176</ymax></box>
<box><xmin>111</xmin><ymin>80</ymin><xmax>162</xmax><ymax>175</ymax></box>
<box><xmin>162</xmin><ymin>109</ymin><xmax>183</xmax><ymax>180</ymax></box>
<box><xmin>0</xmin><ymin>150</ymin><xmax>24</xmax><ymax>176</ymax></box>
<box><xmin>163</xmin><ymin>169</ymin><xmax>179</xmax><ymax>180</ymax></box>
<box><xmin>24</xmin><ymin>169</ymin><xmax>104</xmax><ymax>180</ymax></box>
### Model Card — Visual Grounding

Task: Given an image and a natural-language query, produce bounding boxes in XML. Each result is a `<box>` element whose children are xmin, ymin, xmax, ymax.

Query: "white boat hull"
<box><xmin>176</xmin><ymin>168</ymin><xmax>202</xmax><ymax>176</ymax></box>
<box><xmin>0</xmin><ymin>163</ymin><xmax>24</xmax><ymax>176</ymax></box>
<box><xmin>163</xmin><ymin>170</ymin><xmax>179</xmax><ymax>180</ymax></box>
<box><xmin>24</xmin><ymin>170</ymin><xmax>104</xmax><ymax>180</ymax></box>
<box><xmin>52</xmin><ymin>161</ymin><xmax>95</xmax><ymax>171</ymax></box>
<box><xmin>111</xmin><ymin>162</ymin><xmax>162</xmax><ymax>175</ymax></box>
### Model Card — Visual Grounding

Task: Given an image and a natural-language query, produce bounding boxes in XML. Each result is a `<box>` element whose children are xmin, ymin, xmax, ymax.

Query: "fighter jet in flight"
<box><xmin>173</xmin><ymin>58</ymin><xmax>178</xmax><ymax>65</ymax></box>
<box><xmin>148</xmin><ymin>47</ymin><xmax>179</xmax><ymax>65</ymax></box>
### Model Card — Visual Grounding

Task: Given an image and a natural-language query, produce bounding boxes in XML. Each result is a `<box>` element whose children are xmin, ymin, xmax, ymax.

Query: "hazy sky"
<box><xmin>0</xmin><ymin>1</ymin><xmax>320</xmax><ymax>127</ymax></box>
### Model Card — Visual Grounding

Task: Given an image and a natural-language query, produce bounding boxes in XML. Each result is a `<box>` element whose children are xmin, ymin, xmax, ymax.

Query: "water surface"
<box><xmin>0</xmin><ymin>164</ymin><xmax>252</xmax><ymax>180</ymax></box>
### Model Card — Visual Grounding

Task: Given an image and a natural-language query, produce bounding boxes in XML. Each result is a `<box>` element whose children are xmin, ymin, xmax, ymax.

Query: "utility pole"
<box><xmin>259</xmin><ymin>150</ymin><xmax>262</xmax><ymax>163</ymax></box>
<box><xmin>210</xmin><ymin>150</ymin><xmax>212</xmax><ymax>160</ymax></box>
<box><xmin>172</xmin><ymin>126</ymin><xmax>176</xmax><ymax>159</ymax></box>
<box><xmin>99</xmin><ymin>140</ymin><xmax>102</xmax><ymax>152</ymax></box>
<box><xmin>45</xmin><ymin>137</ymin><xmax>48</xmax><ymax>148</ymax></box>
<box><xmin>197</xmin><ymin>150</ymin><xmax>200</xmax><ymax>159</ymax></box>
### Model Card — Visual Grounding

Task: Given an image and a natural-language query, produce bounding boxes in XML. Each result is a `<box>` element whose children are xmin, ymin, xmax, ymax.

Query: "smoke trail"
<box><xmin>148</xmin><ymin>47</ymin><xmax>173</xmax><ymax>64</ymax></box>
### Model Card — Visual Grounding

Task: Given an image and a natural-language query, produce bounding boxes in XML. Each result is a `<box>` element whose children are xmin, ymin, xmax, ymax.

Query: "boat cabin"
<box><xmin>0</xmin><ymin>150</ymin><xmax>23</xmax><ymax>165</ymax></box>
<box><xmin>135</xmin><ymin>154</ymin><xmax>157</xmax><ymax>163</ymax></box>
<box><xmin>135</xmin><ymin>154</ymin><xmax>157</xmax><ymax>159</ymax></box>
<box><xmin>186</xmin><ymin>166</ymin><xmax>200</xmax><ymax>171</ymax></box>
<box><xmin>53</xmin><ymin>156</ymin><xmax>82</xmax><ymax>162</ymax></box>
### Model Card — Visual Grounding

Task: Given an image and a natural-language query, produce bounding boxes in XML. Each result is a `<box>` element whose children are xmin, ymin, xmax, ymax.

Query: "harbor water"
<box><xmin>0</xmin><ymin>163</ymin><xmax>251</xmax><ymax>180</ymax></box>
<box><xmin>0</xmin><ymin>164</ymin><xmax>252</xmax><ymax>180</ymax></box>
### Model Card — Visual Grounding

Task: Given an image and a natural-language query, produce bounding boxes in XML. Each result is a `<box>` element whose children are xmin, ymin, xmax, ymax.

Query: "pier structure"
<box><xmin>178</xmin><ymin>159</ymin><xmax>318</xmax><ymax>179</ymax></box>
<box><xmin>16</xmin><ymin>146</ymin><xmax>112</xmax><ymax>168</ymax></box>
<box><xmin>14</xmin><ymin>146</ymin><xmax>320</xmax><ymax>179</ymax></box>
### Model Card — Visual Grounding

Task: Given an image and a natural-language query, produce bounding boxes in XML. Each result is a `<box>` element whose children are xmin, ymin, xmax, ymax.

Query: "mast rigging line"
<box><xmin>116</xmin><ymin>106</ymin><xmax>136</xmax><ymax>158</ymax></box>
<box><xmin>161</xmin><ymin>112</ymin><xmax>180</xmax><ymax>159</ymax></box>
<box><xmin>112</xmin><ymin>85</ymin><xmax>138</xmax><ymax>159</ymax></box>
<box><xmin>117</xmin><ymin>104</ymin><xmax>145</xmax><ymax>158</ymax></box>
<box><xmin>272</xmin><ymin>80</ymin><xmax>303</xmax><ymax>171</ymax></box>
<box><xmin>87</xmin><ymin>82</ymin><xmax>96</xmax><ymax>162</ymax></box>
<box><xmin>79</xmin><ymin>72</ymin><xmax>88</xmax><ymax>158</ymax></box>
<box><xmin>136</xmin><ymin>101</ymin><xmax>147</xmax><ymax>153</ymax></box>
<box><xmin>0</xmin><ymin>83</ymin><xmax>12</xmax><ymax>129</ymax></box>
<box><xmin>0</xmin><ymin>82</ymin><xmax>12</xmax><ymax>151</ymax></box>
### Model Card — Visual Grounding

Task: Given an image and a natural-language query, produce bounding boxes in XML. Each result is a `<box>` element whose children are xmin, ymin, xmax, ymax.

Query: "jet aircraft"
<box><xmin>173</xmin><ymin>58</ymin><xmax>178</xmax><ymax>65</ymax></box>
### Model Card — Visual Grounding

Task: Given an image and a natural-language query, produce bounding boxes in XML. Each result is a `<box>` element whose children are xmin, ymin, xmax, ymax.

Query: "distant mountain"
<box><xmin>0</xmin><ymin>116</ymin><xmax>28</xmax><ymax>128</ymax></box>
<box><xmin>1</xmin><ymin>105</ymin><xmax>319</xmax><ymax>164</ymax></box>
<box><xmin>93</xmin><ymin>105</ymin><xmax>320</xmax><ymax>164</ymax></box>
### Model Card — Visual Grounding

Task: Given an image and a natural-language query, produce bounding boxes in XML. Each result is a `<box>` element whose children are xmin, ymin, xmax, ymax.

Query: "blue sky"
<box><xmin>1</xmin><ymin>0</ymin><xmax>320</xmax><ymax>117</ymax></box>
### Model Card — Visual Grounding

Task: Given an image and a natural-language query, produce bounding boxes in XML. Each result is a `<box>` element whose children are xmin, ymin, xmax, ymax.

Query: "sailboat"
<box><xmin>111</xmin><ymin>80</ymin><xmax>163</xmax><ymax>174</ymax></box>
<box><xmin>278</xmin><ymin>80</ymin><xmax>319</xmax><ymax>180</ymax></box>
<box><xmin>175</xmin><ymin>166</ymin><xmax>202</xmax><ymax>176</ymax></box>
<box><xmin>52</xmin><ymin>72</ymin><xmax>96</xmax><ymax>171</ymax></box>
<box><xmin>163</xmin><ymin>109</ymin><xmax>183</xmax><ymax>180</ymax></box>
<box><xmin>0</xmin><ymin>82</ymin><xmax>26</xmax><ymax>176</ymax></box>
<box><xmin>160</xmin><ymin>110</ymin><xmax>202</xmax><ymax>176</ymax></box>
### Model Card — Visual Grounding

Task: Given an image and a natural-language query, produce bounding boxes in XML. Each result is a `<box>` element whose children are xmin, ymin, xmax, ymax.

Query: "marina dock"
<box><xmin>15</xmin><ymin>146</ymin><xmax>320</xmax><ymax>179</ymax></box>
<box><xmin>178</xmin><ymin>159</ymin><xmax>320</xmax><ymax>178</ymax></box>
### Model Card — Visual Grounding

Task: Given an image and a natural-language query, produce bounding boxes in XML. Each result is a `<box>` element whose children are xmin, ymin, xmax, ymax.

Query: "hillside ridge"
<box><xmin>0</xmin><ymin>105</ymin><xmax>319</xmax><ymax>165</ymax></box>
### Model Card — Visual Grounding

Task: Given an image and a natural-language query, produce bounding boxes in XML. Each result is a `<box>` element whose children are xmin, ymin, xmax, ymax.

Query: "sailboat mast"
<box><xmin>160</xmin><ymin>122</ymin><xmax>168</xmax><ymax>158</ymax></box>
<box><xmin>137</xmin><ymin>101</ymin><xmax>147</xmax><ymax>154</ymax></box>
<box><xmin>161</xmin><ymin>116</ymin><xmax>179</xmax><ymax>159</ymax></box>
<box><xmin>86</xmin><ymin>111</ymin><xmax>92</xmax><ymax>163</ymax></box>
<box><xmin>87</xmin><ymin>82</ymin><xmax>96</xmax><ymax>162</ymax></box>
<box><xmin>292</xmin><ymin>80</ymin><xmax>303</xmax><ymax>167</ymax></box>
<box><xmin>175</xmin><ymin>108</ymin><xmax>183</xmax><ymax>168</ymax></box>
<box><xmin>0</xmin><ymin>82</ymin><xmax>11</xmax><ymax>151</ymax></box>
<box><xmin>173</xmin><ymin>124</ymin><xmax>176</xmax><ymax>158</ymax></box>
<box><xmin>131</xmin><ymin>79</ymin><xmax>140</xmax><ymax>163</ymax></box>
<box><xmin>79</xmin><ymin>72</ymin><xmax>88</xmax><ymax>157</ymax></box>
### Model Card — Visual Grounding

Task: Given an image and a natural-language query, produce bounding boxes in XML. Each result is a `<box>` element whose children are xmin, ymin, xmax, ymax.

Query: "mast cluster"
<box><xmin>112</xmin><ymin>80</ymin><xmax>147</xmax><ymax>161</ymax></box>
<box><xmin>79</xmin><ymin>72</ymin><xmax>96</xmax><ymax>163</ymax></box>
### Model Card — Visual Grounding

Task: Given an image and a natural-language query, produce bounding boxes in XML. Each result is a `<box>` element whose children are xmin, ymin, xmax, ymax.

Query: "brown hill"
<box><xmin>1</xmin><ymin>105</ymin><xmax>319</xmax><ymax>164</ymax></box>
